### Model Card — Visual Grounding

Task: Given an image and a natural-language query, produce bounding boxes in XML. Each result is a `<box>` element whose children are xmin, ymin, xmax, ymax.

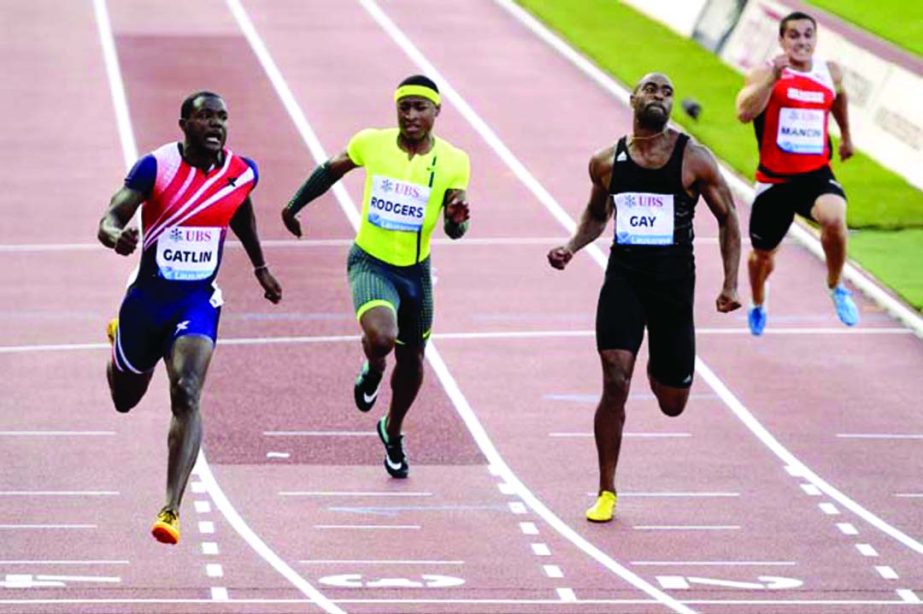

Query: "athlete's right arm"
<box><xmin>547</xmin><ymin>150</ymin><xmax>613</xmax><ymax>270</ymax></box>
<box><xmin>98</xmin><ymin>187</ymin><xmax>145</xmax><ymax>256</ymax></box>
<box><xmin>281</xmin><ymin>151</ymin><xmax>358</xmax><ymax>238</ymax></box>
<box><xmin>735</xmin><ymin>56</ymin><xmax>787</xmax><ymax>123</ymax></box>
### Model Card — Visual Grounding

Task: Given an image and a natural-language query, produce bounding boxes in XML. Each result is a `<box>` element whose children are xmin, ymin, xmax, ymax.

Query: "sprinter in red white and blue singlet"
<box><xmin>97</xmin><ymin>92</ymin><xmax>281</xmax><ymax>545</ymax></box>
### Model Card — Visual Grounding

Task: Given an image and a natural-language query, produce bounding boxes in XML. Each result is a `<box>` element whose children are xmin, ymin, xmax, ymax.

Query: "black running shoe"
<box><xmin>377</xmin><ymin>416</ymin><xmax>409</xmax><ymax>479</ymax></box>
<box><xmin>354</xmin><ymin>361</ymin><xmax>382</xmax><ymax>413</ymax></box>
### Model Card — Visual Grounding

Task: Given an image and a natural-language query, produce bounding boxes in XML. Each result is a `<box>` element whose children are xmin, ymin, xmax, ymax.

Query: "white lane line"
<box><xmin>0</xmin><ymin>561</ymin><xmax>129</xmax><ymax>565</ymax></box>
<box><xmin>497</xmin><ymin>483</ymin><xmax>516</xmax><ymax>495</ymax></box>
<box><xmin>1</xmin><ymin>326</ymin><xmax>910</xmax><ymax>355</ymax></box>
<box><xmin>264</xmin><ymin>431</ymin><xmax>375</xmax><ymax>437</ymax></box>
<box><xmin>313</xmin><ymin>525</ymin><xmax>420</xmax><ymax>530</ymax></box>
<box><xmin>205</xmin><ymin>564</ymin><xmax>224</xmax><ymax>578</ymax></box>
<box><xmin>0</xmin><ymin>597</ymin><xmax>920</xmax><ymax>605</ymax></box>
<box><xmin>785</xmin><ymin>465</ymin><xmax>806</xmax><ymax>477</ymax></box>
<box><xmin>201</xmin><ymin>543</ymin><xmax>219</xmax><ymax>556</ymax></box>
<box><xmin>487</xmin><ymin>464</ymin><xmax>501</xmax><ymax>476</ymax></box>
<box><xmin>266</xmin><ymin>452</ymin><xmax>290</xmax><ymax>459</ymax></box>
<box><xmin>96</xmin><ymin>0</ymin><xmax>342</xmax><ymax>609</ymax></box>
<box><xmin>837</xmin><ymin>434</ymin><xmax>923</xmax><ymax>440</ymax></box>
<box><xmin>493</xmin><ymin>0</ymin><xmax>923</xmax><ymax>338</ymax></box>
<box><xmin>190</xmin><ymin>482</ymin><xmax>207</xmax><ymax>494</ymax></box>
<box><xmin>894</xmin><ymin>493</ymin><xmax>923</xmax><ymax>498</ymax></box>
<box><xmin>657</xmin><ymin>576</ymin><xmax>692</xmax><ymax>590</ymax></box>
<box><xmin>837</xmin><ymin>523</ymin><xmax>859</xmax><ymax>535</ymax></box>
<box><xmin>588</xmin><ymin>492</ymin><xmax>739</xmax><ymax>498</ymax></box>
<box><xmin>856</xmin><ymin>544</ymin><xmax>879</xmax><ymax>557</ymax></box>
<box><xmin>210</xmin><ymin>587</ymin><xmax>229</xmax><ymax>602</ymax></box>
<box><xmin>194</xmin><ymin>501</ymin><xmax>211</xmax><ymax>514</ymax></box>
<box><xmin>280</xmin><ymin>491</ymin><xmax>432</xmax><ymax>497</ymax></box>
<box><xmin>552</xmin><ymin>432</ymin><xmax>691</xmax><ymax>438</ymax></box>
<box><xmin>491</xmin><ymin>0</ymin><xmax>923</xmax><ymax>558</ymax></box>
<box><xmin>0</xmin><ymin>525</ymin><xmax>96</xmax><ymax>530</ymax></box>
<box><xmin>35</xmin><ymin>574</ymin><xmax>121</xmax><ymax>583</ymax></box>
<box><xmin>634</xmin><ymin>526</ymin><xmax>740</xmax><ymax>531</ymax></box>
<box><xmin>531</xmin><ymin>544</ymin><xmax>551</xmax><ymax>557</ymax></box>
<box><xmin>91</xmin><ymin>0</ymin><xmax>136</xmax><ymax>169</ymax></box>
<box><xmin>556</xmin><ymin>588</ymin><xmax>577</xmax><ymax>602</ymax></box>
<box><xmin>0</xmin><ymin>431</ymin><xmax>114</xmax><ymax>436</ymax></box>
<box><xmin>898</xmin><ymin>589</ymin><xmax>922</xmax><ymax>603</ymax></box>
<box><xmin>509</xmin><ymin>502</ymin><xmax>528</xmax><ymax>514</ymax></box>
<box><xmin>0</xmin><ymin>491</ymin><xmax>118</xmax><ymax>496</ymax></box>
<box><xmin>800</xmin><ymin>484</ymin><xmax>822</xmax><ymax>496</ymax></box>
<box><xmin>633</xmin><ymin>561</ymin><xmax>796</xmax><ymax>566</ymax></box>
<box><xmin>519</xmin><ymin>522</ymin><xmax>539</xmax><ymax>535</ymax></box>
<box><xmin>818</xmin><ymin>503</ymin><xmax>840</xmax><ymax>515</ymax></box>
<box><xmin>875</xmin><ymin>566</ymin><xmax>898</xmax><ymax>580</ymax></box>
<box><xmin>300</xmin><ymin>560</ymin><xmax>464</xmax><ymax>565</ymax></box>
<box><xmin>544</xmin><ymin>565</ymin><xmax>564</xmax><ymax>578</ymax></box>
<box><xmin>699</xmin><ymin>361</ymin><xmax>923</xmax><ymax>554</ymax></box>
<box><xmin>357</xmin><ymin>4</ymin><xmax>693</xmax><ymax>612</ymax></box>
<box><xmin>198</xmin><ymin>521</ymin><xmax>215</xmax><ymax>535</ymax></box>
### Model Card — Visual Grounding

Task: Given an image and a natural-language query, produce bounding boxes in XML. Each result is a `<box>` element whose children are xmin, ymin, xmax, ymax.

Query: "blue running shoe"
<box><xmin>831</xmin><ymin>285</ymin><xmax>859</xmax><ymax>326</ymax></box>
<box><xmin>748</xmin><ymin>305</ymin><xmax>767</xmax><ymax>336</ymax></box>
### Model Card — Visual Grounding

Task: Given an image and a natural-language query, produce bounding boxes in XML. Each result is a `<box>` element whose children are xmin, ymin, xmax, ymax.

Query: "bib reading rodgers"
<box><xmin>155</xmin><ymin>226</ymin><xmax>221</xmax><ymax>281</ymax></box>
<box><xmin>368</xmin><ymin>175</ymin><xmax>431</xmax><ymax>232</ymax></box>
<box><xmin>614</xmin><ymin>192</ymin><xmax>675</xmax><ymax>245</ymax></box>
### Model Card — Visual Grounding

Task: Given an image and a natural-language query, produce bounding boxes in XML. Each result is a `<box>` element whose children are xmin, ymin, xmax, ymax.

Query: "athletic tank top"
<box><xmin>754</xmin><ymin>60</ymin><xmax>836</xmax><ymax>182</ymax></box>
<box><xmin>608</xmin><ymin>133</ymin><xmax>697</xmax><ymax>277</ymax></box>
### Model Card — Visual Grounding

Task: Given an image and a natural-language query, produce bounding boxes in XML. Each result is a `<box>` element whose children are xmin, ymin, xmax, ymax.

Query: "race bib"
<box><xmin>614</xmin><ymin>192</ymin><xmax>675</xmax><ymax>245</ymax></box>
<box><xmin>777</xmin><ymin>107</ymin><xmax>825</xmax><ymax>154</ymax></box>
<box><xmin>156</xmin><ymin>226</ymin><xmax>221</xmax><ymax>281</ymax></box>
<box><xmin>367</xmin><ymin>175</ymin><xmax>430</xmax><ymax>232</ymax></box>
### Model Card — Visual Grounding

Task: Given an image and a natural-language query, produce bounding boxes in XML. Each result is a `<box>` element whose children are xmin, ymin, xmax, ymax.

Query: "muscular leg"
<box><xmin>595</xmin><ymin>349</ymin><xmax>636</xmax><ymax>495</ymax></box>
<box><xmin>811</xmin><ymin>194</ymin><xmax>848</xmax><ymax>289</ymax></box>
<box><xmin>385</xmin><ymin>343</ymin><xmax>425</xmax><ymax>441</ymax></box>
<box><xmin>107</xmin><ymin>360</ymin><xmax>153</xmax><ymax>413</ymax></box>
<box><xmin>748</xmin><ymin>247</ymin><xmax>776</xmax><ymax>306</ymax></box>
<box><xmin>649</xmin><ymin>373</ymin><xmax>691</xmax><ymax>417</ymax></box>
<box><xmin>162</xmin><ymin>335</ymin><xmax>214</xmax><ymax>513</ymax></box>
<box><xmin>360</xmin><ymin>306</ymin><xmax>398</xmax><ymax>375</ymax></box>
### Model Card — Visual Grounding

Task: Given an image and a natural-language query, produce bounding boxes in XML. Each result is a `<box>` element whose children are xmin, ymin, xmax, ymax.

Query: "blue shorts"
<box><xmin>112</xmin><ymin>283</ymin><xmax>222</xmax><ymax>374</ymax></box>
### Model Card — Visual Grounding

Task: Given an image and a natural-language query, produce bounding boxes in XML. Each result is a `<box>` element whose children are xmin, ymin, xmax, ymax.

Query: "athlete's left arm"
<box><xmin>443</xmin><ymin>189</ymin><xmax>469</xmax><ymax>239</ymax></box>
<box><xmin>828</xmin><ymin>61</ymin><xmax>854</xmax><ymax>162</ymax></box>
<box><xmin>230</xmin><ymin>197</ymin><xmax>282</xmax><ymax>304</ymax></box>
<box><xmin>689</xmin><ymin>144</ymin><xmax>742</xmax><ymax>313</ymax></box>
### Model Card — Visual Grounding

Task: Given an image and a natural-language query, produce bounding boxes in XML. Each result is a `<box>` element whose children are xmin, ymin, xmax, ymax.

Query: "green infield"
<box><xmin>515</xmin><ymin>0</ymin><xmax>923</xmax><ymax>310</ymax></box>
<box><xmin>805</xmin><ymin>0</ymin><xmax>923</xmax><ymax>56</ymax></box>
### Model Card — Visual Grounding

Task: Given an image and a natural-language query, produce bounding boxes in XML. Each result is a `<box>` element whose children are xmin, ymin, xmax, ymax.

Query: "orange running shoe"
<box><xmin>151</xmin><ymin>507</ymin><xmax>180</xmax><ymax>545</ymax></box>
<box><xmin>106</xmin><ymin>318</ymin><xmax>119</xmax><ymax>346</ymax></box>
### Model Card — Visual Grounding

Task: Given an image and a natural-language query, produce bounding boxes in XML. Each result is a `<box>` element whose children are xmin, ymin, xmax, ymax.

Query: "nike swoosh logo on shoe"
<box><xmin>363</xmin><ymin>391</ymin><xmax>378</xmax><ymax>404</ymax></box>
<box><xmin>385</xmin><ymin>456</ymin><xmax>404</xmax><ymax>471</ymax></box>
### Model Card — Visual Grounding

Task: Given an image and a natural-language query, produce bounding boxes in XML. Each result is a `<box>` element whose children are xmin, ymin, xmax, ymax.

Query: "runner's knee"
<box><xmin>365</xmin><ymin>328</ymin><xmax>396</xmax><ymax>357</ymax></box>
<box><xmin>170</xmin><ymin>375</ymin><xmax>203</xmax><ymax>415</ymax></box>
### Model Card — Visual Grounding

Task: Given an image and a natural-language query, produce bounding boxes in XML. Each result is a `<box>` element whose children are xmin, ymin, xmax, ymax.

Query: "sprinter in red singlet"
<box><xmin>736</xmin><ymin>11</ymin><xmax>858</xmax><ymax>335</ymax></box>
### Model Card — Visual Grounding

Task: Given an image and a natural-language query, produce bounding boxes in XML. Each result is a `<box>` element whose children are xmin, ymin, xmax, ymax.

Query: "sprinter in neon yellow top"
<box><xmin>281</xmin><ymin>75</ymin><xmax>471</xmax><ymax>479</ymax></box>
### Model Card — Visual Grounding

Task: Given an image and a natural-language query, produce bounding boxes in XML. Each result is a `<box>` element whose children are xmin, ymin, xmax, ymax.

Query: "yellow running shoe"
<box><xmin>151</xmin><ymin>508</ymin><xmax>180</xmax><ymax>545</ymax></box>
<box><xmin>586</xmin><ymin>490</ymin><xmax>617</xmax><ymax>523</ymax></box>
<box><xmin>106</xmin><ymin>318</ymin><xmax>119</xmax><ymax>346</ymax></box>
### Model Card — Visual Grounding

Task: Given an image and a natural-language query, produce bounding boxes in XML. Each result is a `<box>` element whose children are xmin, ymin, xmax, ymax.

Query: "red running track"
<box><xmin>0</xmin><ymin>0</ymin><xmax>921</xmax><ymax>612</ymax></box>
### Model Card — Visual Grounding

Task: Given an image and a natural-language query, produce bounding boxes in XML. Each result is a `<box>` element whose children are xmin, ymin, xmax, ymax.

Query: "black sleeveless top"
<box><xmin>607</xmin><ymin>133</ymin><xmax>697</xmax><ymax>277</ymax></box>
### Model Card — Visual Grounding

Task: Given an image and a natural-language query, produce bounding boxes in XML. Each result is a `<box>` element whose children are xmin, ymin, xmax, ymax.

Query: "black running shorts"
<box><xmin>595</xmin><ymin>261</ymin><xmax>696</xmax><ymax>389</ymax></box>
<box><xmin>749</xmin><ymin>165</ymin><xmax>847</xmax><ymax>251</ymax></box>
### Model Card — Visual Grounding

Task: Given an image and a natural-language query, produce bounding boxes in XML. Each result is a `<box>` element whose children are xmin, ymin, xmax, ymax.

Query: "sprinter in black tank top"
<box><xmin>547</xmin><ymin>73</ymin><xmax>742</xmax><ymax>523</ymax></box>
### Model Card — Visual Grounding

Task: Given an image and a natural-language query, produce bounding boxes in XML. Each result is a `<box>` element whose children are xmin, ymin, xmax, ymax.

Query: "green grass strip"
<box><xmin>515</xmin><ymin>0</ymin><xmax>923</xmax><ymax>309</ymax></box>
<box><xmin>805</xmin><ymin>0</ymin><xmax>923</xmax><ymax>56</ymax></box>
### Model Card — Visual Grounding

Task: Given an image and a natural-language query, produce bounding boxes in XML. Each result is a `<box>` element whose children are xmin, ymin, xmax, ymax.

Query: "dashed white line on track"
<box><xmin>531</xmin><ymin>544</ymin><xmax>551</xmax><ymax>556</ymax></box>
<box><xmin>800</xmin><ymin>484</ymin><xmax>822</xmax><ymax>496</ymax></box>
<box><xmin>875</xmin><ymin>566</ymin><xmax>898</xmax><ymax>580</ymax></box>
<box><xmin>202</xmin><ymin>542</ymin><xmax>219</xmax><ymax>556</ymax></box>
<box><xmin>210</xmin><ymin>587</ymin><xmax>229</xmax><ymax>601</ymax></box>
<box><xmin>543</xmin><ymin>565</ymin><xmax>563</xmax><ymax>578</ymax></box>
<box><xmin>856</xmin><ymin>544</ymin><xmax>879</xmax><ymax>557</ymax></box>
<box><xmin>194</xmin><ymin>501</ymin><xmax>211</xmax><ymax>513</ymax></box>
<box><xmin>509</xmin><ymin>502</ymin><xmax>528</xmax><ymax>514</ymax></box>
<box><xmin>519</xmin><ymin>522</ymin><xmax>539</xmax><ymax>535</ymax></box>
<box><xmin>280</xmin><ymin>491</ymin><xmax>432</xmax><ymax>497</ymax></box>
<box><xmin>556</xmin><ymin>588</ymin><xmax>578</xmax><ymax>602</ymax></box>
<box><xmin>205</xmin><ymin>564</ymin><xmax>224</xmax><ymax>578</ymax></box>
<box><xmin>818</xmin><ymin>503</ymin><xmax>840</xmax><ymax>515</ymax></box>
<box><xmin>632</xmin><ymin>561</ymin><xmax>796</xmax><ymax>566</ymax></box>
<box><xmin>836</xmin><ymin>523</ymin><xmax>859</xmax><ymax>535</ymax></box>
<box><xmin>299</xmin><ymin>560</ymin><xmax>464</xmax><ymax>565</ymax></box>
<box><xmin>198</xmin><ymin>521</ymin><xmax>215</xmax><ymax>534</ymax></box>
